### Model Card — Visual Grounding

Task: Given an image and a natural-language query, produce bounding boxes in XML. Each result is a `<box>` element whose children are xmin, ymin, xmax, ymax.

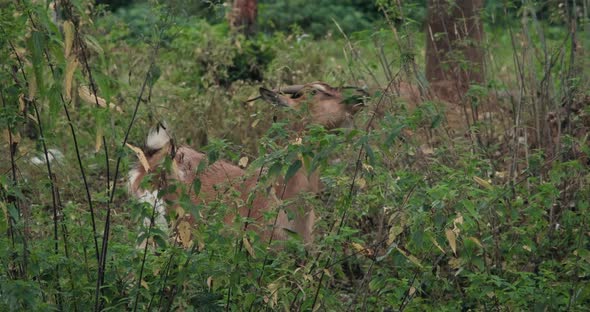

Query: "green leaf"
<box><xmin>193</xmin><ymin>178</ymin><xmax>201</xmax><ymax>196</ymax></box>
<box><xmin>48</xmin><ymin>85</ymin><xmax>61</xmax><ymax>121</ymax></box>
<box><xmin>30</xmin><ymin>31</ymin><xmax>46</xmax><ymax>97</ymax></box>
<box><xmin>153</xmin><ymin>235</ymin><xmax>168</xmax><ymax>248</ymax></box>
<box><xmin>187</xmin><ymin>203</ymin><xmax>202</xmax><ymax>221</ymax></box>
<box><xmin>196</xmin><ymin>159</ymin><xmax>208</xmax><ymax>174</ymax></box>
<box><xmin>430</xmin><ymin>113</ymin><xmax>442</xmax><ymax>129</ymax></box>
<box><xmin>147</xmin><ymin>65</ymin><xmax>161</xmax><ymax>87</ymax></box>
<box><xmin>94</xmin><ymin>72</ymin><xmax>113</xmax><ymax>105</ymax></box>
<box><xmin>268</xmin><ymin>162</ymin><xmax>283</xmax><ymax>178</ymax></box>
<box><xmin>284</xmin><ymin>159</ymin><xmax>302</xmax><ymax>182</ymax></box>
<box><xmin>208</xmin><ymin>150</ymin><xmax>219</xmax><ymax>163</ymax></box>
<box><xmin>364</xmin><ymin>142</ymin><xmax>376</xmax><ymax>167</ymax></box>
<box><xmin>7</xmin><ymin>203</ymin><xmax>20</xmax><ymax>223</ymax></box>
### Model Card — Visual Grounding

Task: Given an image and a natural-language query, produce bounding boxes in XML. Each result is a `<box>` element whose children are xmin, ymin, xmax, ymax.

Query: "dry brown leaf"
<box><xmin>351</xmin><ymin>242</ymin><xmax>374</xmax><ymax>258</ymax></box>
<box><xmin>267</xmin><ymin>282</ymin><xmax>279</xmax><ymax>308</ymax></box>
<box><xmin>171</xmin><ymin>160</ymin><xmax>180</xmax><ymax>180</ymax></box>
<box><xmin>387</xmin><ymin>210</ymin><xmax>407</xmax><ymax>245</ymax></box>
<box><xmin>18</xmin><ymin>94</ymin><xmax>25</xmax><ymax>112</ymax></box>
<box><xmin>420</xmin><ymin>144</ymin><xmax>434</xmax><ymax>155</ymax></box>
<box><xmin>126</xmin><ymin>143</ymin><xmax>150</xmax><ymax>172</ymax></box>
<box><xmin>473</xmin><ymin>176</ymin><xmax>493</xmax><ymax>189</ymax></box>
<box><xmin>387</xmin><ymin>229</ymin><xmax>397</xmax><ymax>246</ymax></box>
<box><xmin>453</xmin><ymin>213</ymin><xmax>464</xmax><ymax>226</ymax></box>
<box><xmin>302</xmin><ymin>272</ymin><xmax>313</xmax><ymax>283</ymax></box>
<box><xmin>27</xmin><ymin>113</ymin><xmax>38</xmax><ymax>125</ymax></box>
<box><xmin>78</xmin><ymin>86</ymin><xmax>123</xmax><ymax>112</ymax></box>
<box><xmin>452</xmin><ymin>212</ymin><xmax>463</xmax><ymax>235</ymax></box>
<box><xmin>238</xmin><ymin>156</ymin><xmax>249</xmax><ymax>168</ymax></box>
<box><xmin>250</xmin><ymin>118</ymin><xmax>260</xmax><ymax>128</ymax></box>
<box><xmin>430</xmin><ymin>236</ymin><xmax>446</xmax><ymax>254</ymax></box>
<box><xmin>468</xmin><ymin>237</ymin><xmax>483</xmax><ymax>248</ymax></box>
<box><xmin>141</xmin><ymin>279</ymin><xmax>149</xmax><ymax>290</ymax></box>
<box><xmin>175</xmin><ymin>206</ymin><xmax>185</xmax><ymax>217</ymax></box>
<box><xmin>242</xmin><ymin>237</ymin><xmax>256</xmax><ymax>259</ymax></box>
<box><xmin>362</xmin><ymin>163</ymin><xmax>374</xmax><ymax>172</ymax></box>
<box><xmin>28</xmin><ymin>74</ymin><xmax>37</xmax><ymax>99</ymax></box>
<box><xmin>356</xmin><ymin>177</ymin><xmax>367</xmax><ymax>190</ymax></box>
<box><xmin>63</xmin><ymin>20</ymin><xmax>74</xmax><ymax>58</ymax></box>
<box><xmin>495</xmin><ymin>171</ymin><xmax>507</xmax><ymax>179</ymax></box>
<box><xmin>396</xmin><ymin>247</ymin><xmax>423</xmax><ymax>268</ymax></box>
<box><xmin>0</xmin><ymin>202</ymin><xmax>7</xmax><ymax>226</ymax></box>
<box><xmin>351</xmin><ymin>242</ymin><xmax>365</xmax><ymax>253</ymax></box>
<box><xmin>95</xmin><ymin>124</ymin><xmax>103</xmax><ymax>153</ymax></box>
<box><xmin>448</xmin><ymin>257</ymin><xmax>461</xmax><ymax>269</ymax></box>
<box><xmin>78</xmin><ymin>86</ymin><xmax>105</xmax><ymax>106</ymax></box>
<box><xmin>3</xmin><ymin>129</ymin><xmax>21</xmax><ymax>145</ymax></box>
<box><xmin>445</xmin><ymin>229</ymin><xmax>457</xmax><ymax>255</ymax></box>
<box><xmin>177</xmin><ymin>220</ymin><xmax>192</xmax><ymax>249</ymax></box>
<box><xmin>197</xmin><ymin>236</ymin><xmax>205</xmax><ymax>251</ymax></box>
<box><xmin>64</xmin><ymin>57</ymin><xmax>79</xmax><ymax>100</ymax></box>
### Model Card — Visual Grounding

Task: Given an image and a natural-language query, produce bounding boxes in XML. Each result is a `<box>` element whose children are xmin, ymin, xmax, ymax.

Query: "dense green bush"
<box><xmin>485</xmin><ymin>0</ymin><xmax>588</xmax><ymax>25</ymax></box>
<box><xmin>97</xmin><ymin>4</ymin><xmax>275</xmax><ymax>88</ymax></box>
<box><xmin>259</xmin><ymin>0</ymin><xmax>381</xmax><ymax>38</ymax></box>
<box><xmin>1</xmin><ymin>0</ymin><xmax>589</xmax><ymax>311</ymax></box>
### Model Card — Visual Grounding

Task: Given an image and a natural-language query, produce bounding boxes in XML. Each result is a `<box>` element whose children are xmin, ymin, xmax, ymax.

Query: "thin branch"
<box><xmin>95</xmin><ymin>12</ymin><xmax>168</xmax><ymax>310</ymax></box>
<box><xmin>32</xmin><ymin>101</ymin><xmax>64</xmax><ymax>310</ymax></box>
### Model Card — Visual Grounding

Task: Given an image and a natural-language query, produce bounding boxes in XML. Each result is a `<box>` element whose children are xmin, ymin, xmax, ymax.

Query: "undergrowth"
<box><xmin>0</xmin><ymin>0</ymin><xmax>588</xmax><ymax>311</ymax></box>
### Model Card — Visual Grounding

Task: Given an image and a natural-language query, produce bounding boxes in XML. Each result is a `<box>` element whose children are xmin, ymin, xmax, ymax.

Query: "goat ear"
<box><xmin>146</xmin><ymin>122</ymin><xmax>172</xmax><ymax>151</ymax></box>
<box><xmin>259</xmin><ymin>87</ymin><xmax>291</xmax><ymax>107</ymax></box>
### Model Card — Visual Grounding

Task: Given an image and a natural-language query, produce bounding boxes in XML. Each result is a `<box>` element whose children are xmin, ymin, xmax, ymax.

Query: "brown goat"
<box><xmin>129</xmin><ymin>82</ymin><xmax>366</xmax><ymax>248</ymax></box>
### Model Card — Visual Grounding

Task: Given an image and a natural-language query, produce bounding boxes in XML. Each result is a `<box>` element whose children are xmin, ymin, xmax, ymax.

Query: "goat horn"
<box><xmin>278</xmin><ymin>84</ymin><xmax>306</xmax><ymax>94</ymax></box>
<box><xmin>307</xmin><ymin>82</ymin><xmax>329</xmax><ymax>92</ymax></box>
<box><xmin>244</xmin><ymin>84</ymin><xmax>306</xmax><ymax>103</ymax></box>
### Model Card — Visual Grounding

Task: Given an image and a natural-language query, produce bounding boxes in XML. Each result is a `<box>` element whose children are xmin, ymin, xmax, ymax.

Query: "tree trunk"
<box><xmin>425</xmin><ymin>0</ymin><xmax>485</xmax><ymax>101</ymax></box>
<box><xmin>229</xmin><ymin>0</ymin><xmax>258</xmax><ymax>37</ymax></box>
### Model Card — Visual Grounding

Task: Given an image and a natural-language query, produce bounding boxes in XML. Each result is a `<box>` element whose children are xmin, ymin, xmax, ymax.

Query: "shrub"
<box><xmin>259</xmin><ymin>0</ymin><xmax>380</xmax><ymax>38</ymax></box>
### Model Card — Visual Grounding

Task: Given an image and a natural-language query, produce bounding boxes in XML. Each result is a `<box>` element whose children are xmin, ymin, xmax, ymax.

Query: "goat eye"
<box><xmin>292</xmin><ymin>92</ymin><xmax>304</xmax><ymax>99</ymax></box>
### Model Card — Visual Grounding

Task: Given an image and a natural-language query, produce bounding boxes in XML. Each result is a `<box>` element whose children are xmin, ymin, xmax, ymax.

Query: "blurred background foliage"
<box><xmin>89</xmin><ymin>0</ymin><xmax>586</xmax><ymax>152</ymax></box>
<box><xmin>96</xmin><ymin>0</ymin><xmax>584</xmax><ymax>36</ymax></box>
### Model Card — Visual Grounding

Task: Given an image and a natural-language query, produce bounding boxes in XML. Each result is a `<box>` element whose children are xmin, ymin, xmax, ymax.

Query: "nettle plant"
<box><xmin>1</xmin><ymin>0</ymin><xmax>589</xmax><ymax>311</ymax></box>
